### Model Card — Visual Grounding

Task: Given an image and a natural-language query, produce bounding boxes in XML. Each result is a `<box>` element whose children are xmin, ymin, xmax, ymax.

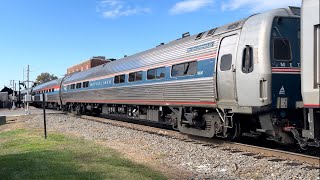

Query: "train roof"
<box><xmin>32</xmin><ymin>78</ymin><xmax>62</xmax><ymax>91</ymax></box>
<box><xmin>64</xmin><ymin>18</ymin><xmax>247</xmax><ymax>84</ymax></box>
<box><xmin>64</xmin><ymin>7</ymin><xmax>300</xmax><ymax>84</ymax></box>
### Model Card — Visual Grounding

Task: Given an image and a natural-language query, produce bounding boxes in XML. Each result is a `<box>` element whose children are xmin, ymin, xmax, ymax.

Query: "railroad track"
<box><xmin>70</xmin><ymin>113</ymin><xmax>320</xmax><ymax>167</ymax></box>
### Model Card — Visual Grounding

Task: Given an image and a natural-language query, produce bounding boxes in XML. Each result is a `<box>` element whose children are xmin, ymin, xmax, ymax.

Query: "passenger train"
<box><xmin>301</xmin><ymin>0</ymin><xmax>320</xmax><ymax>146</ymax></box>
<box><xmin>31</xmin><ymin>5</ymin><xmax>319</xmax><ymax>147</ymax></box>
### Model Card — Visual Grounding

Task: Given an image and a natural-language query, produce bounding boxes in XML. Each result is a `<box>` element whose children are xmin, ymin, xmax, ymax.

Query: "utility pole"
<box><xmin>11</xmin><ymin>80</ymin><xmax>16</xmax><ymax>110</ymax></box>
<box><xmin>18</xmin><ymin>80</ymin><xmax>21</xmax><ymax>108</ymax></box>
<box><xmin>25</xmin><ymin>65</ymin><xmax>30</xmax><ymax>115</ymax></box>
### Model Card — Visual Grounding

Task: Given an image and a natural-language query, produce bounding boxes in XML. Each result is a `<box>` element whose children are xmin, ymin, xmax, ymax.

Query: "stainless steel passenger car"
<box><xmin>33</xmin><ymin>7</ymin><xmax>317</xmax><ymax>146</ymax></box>
<box><xmin>32</xmin><ymin>78</ymin><xmax>62</xmax><ymax>109</ymax></box>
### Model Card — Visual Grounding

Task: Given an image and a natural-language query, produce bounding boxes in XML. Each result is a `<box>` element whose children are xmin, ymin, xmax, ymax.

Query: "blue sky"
<box><xmin>0</xmin><ymin>0</ymin><xmax>301</xmax><ymax>89</ymax></box>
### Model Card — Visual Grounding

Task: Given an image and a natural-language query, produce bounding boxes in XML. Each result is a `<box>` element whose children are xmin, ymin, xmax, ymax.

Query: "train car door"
<box><xmin>217</xmin><ymin>34</ymin><xmax>239</xmax><ymax>105</ymax></box>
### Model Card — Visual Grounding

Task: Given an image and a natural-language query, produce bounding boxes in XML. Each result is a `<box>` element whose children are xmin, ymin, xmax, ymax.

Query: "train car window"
<box><xmin>136</xmin><ymin>71</ymin><xmax>142</xmax><ymax>81</ymax></box>
<box><xmin>147</xmin><ymin>67</ymin><xmax>165</xmax><ymax>80</ymax></box>
<box><xmin>129</xmin><ymin>73</ymin><xmax>135</xmax><ymax>82</ymax></box>
<box><xmin>172</xmin><ymin>61</ymin><xmax>197</xmax><ymax>77</ymax></box>
<box><xmin>83</xmin><ymin>81</ymin><xmax>89</xmax><ymax>88</ymax></box>
<box><xmin>273</xmin><ymin>38</ymin><xmax>292</xmax><ymax>61</ymax></box>
<box><xmin>186</xmin><ymin>61</ymin><xmax>197</xmax><ymax>75</ymax></box>
<box><xmin>172</xmin><ymin>64</ymin><xmax>184</xmax><ymax>77</ymax></box>
<box><xmin>129</xmin><ymin>71</ymin><xmax>143</xmax><ymax>82</ymax></box>
<box><xmin>147</xmin><ymin>69</ymin><xmax>156</xmax><ymax>80</ymax></box>
<box><xmin>220</xmin><ymin>54</ymin><xmax>232</xmax><ymax>71</ymax></box>
<box><xmin>114</xmin><ymin>76</ymin><xmax>118</xmax><ymax>84</ymax></box>
<box><xmin>52</xmin><ymin>88</ymin><xmax>54</xmax><ymax>92</ymax></box>
<box><xmin>76</xmin><ymin>83</ymin><xmax>82</xmax><ymax>89</ymax></box>
<box><xmin>71</xmin><ymin>84</ymin><xmax>75</xmax><ymax>89</ymax></box>
<box><xmin>119</xmin><ymin>74</ymin><xmax>125</xmax><ymax>83</ymax></box>
<box><xmin>242</xmin><ymin>45</ymin><xmax>254</xmax><ymax>73</ymax></box>
<box><xmin>156</xmin><ymin>68</ymin><xmax>165</xmax><ymax>79</ymax></box>
<box><xmin>114</xmin><ymin>74</ymin><xmax>126</xmax><ymax>84</ymax></box>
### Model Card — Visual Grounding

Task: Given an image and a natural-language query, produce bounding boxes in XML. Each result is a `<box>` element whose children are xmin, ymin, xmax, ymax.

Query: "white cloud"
<box><xmin>169</xmin><ymin>0</ymin><xmax>214</xmax><ymax>15</ymax></box>
<box><xmin>221</xmin><ymin>0</ymin><xmax>301</xmax><ymax>13</ymax></box>
<box><xmin>97</xmin><ymin>0</ymin><xmax>151</xmax><ymax>19</ymax></box>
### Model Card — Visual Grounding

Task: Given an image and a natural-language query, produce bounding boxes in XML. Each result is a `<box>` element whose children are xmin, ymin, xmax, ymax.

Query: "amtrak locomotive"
<box><xmin>32</xmin><ymin>6</ymin><xmax>319</xmax><ymax>147</ymax></box>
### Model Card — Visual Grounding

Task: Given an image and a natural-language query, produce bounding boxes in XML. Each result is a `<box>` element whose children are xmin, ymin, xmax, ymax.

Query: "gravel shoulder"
<box><xmin>13</xmin><ymin>113</ymin><xmax>320</xmax><ymax>179</ymax></box>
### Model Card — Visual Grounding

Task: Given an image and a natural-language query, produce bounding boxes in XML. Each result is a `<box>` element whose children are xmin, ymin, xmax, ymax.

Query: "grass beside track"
<box><xmin>0</xmin><ymin>129</ymin><xmax>167</xmax><ymax>180</ymax></box>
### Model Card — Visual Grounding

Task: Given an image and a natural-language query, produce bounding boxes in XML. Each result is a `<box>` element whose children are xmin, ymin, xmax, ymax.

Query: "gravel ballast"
<box><xmin>25</xmin><ymin>114</ymin><xmax>320</xmax><ymax>179</ymax></box>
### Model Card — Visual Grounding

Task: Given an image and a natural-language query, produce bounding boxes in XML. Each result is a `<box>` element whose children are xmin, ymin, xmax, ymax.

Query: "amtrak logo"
<box><xmin>279</xmin><ymin>86</ymin><xmax>286</xmax><ymax>95</ymax></box>
<box><xmin>187</xmin><ymin>42</ymin><xmax>214</xmax><ymax>53</ymax></box>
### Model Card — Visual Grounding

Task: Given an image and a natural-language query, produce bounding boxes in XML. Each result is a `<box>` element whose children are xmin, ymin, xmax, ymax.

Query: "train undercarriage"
<box><xmin>34</xmin><ymin>102</ymin><xmax>319</xmax><ymax>148</ymax></box>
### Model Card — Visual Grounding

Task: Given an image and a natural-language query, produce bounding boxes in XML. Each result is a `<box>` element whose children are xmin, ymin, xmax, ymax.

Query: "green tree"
<box><xmin>35</xmin><ymin>73</ymin><xmax>58</xmax><ymax>84</ymax></box>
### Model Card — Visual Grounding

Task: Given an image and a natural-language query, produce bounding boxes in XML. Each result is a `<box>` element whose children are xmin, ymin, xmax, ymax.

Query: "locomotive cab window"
<box><xmin>129</xmin><ymin>71</ymin><xmax>143</xmax><ymax>82</ymax></box>
<box><xmin>114</xmin><ymin>74</ymin><xmax>125</xmax><ymax>84</ymax></box>
<box><xmin>71</xmin><ymin>84</ymin><xmax>75</xmax><ymax>89</ymax></box>
<box><xmin>242</xmin><ymin>45</ymin><xmax>254</xmax><ymax>73</ymax></box>
<box><xmin>147</xmin><ymin>67</ymin><xmax>165</xmax><ymax>80</ymax></box>
<box><xmin>171</xmin><ymin>61</ymin><xmax>197</xmax><ymax>77</ymax></box>
<box><xmin>220</xmin><ymin>54</ymin><xmax>232</xmax><ymax>71</ymax></box>
<box><xmin>273</xmin><ymin>38</ymin><xmax>292</xmax><ymax>61</ymax></box>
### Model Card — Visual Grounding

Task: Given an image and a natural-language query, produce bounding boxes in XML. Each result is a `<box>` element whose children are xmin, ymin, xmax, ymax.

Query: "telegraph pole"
<box><xmin>18</xmin><ymin>80</ymin><xmax>21</xmax><ymax>108</ymax></box>
<box><xmin>11</xmin><ymin>80</ymin><xmax>16</xmax><ymax>110</ymax></box>
<box><xmin>25</xmin><ymin>65</ymin><xmax>30</xmax><ymax>115</ymax></box>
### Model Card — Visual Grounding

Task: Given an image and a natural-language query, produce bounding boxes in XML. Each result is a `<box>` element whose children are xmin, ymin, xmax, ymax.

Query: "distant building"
<box><xmin>67</xmin><ymin>56</ymin><xmax>111</xmax><ymax>75</ymax></box>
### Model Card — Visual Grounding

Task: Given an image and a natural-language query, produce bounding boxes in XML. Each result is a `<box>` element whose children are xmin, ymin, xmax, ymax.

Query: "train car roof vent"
<box><xmin>227</xmin><ymin>22</ymin><xmax>240</xmax><ymax>30</ymax></box>
<box><xmin>289</xmin><ymin>6</ymin><xmax>301</xmax><ymax>16</ymax></box>
<box><xmin>206</xmin><ymin>28</ymin><xmax>217</xmax><ymax>37</ymax></box>
<box><xmin>195</xmin><ymin>32</ymin><xmax>205</xmax><ymax>40</ymax></box>
<box><xmin>156</xmin><ymin>43</ymin><xmax>165</xmax><ymax>47</ymax></box>
<box><xmin>182</xmin><ymin>32</ymin><xmax>190</xmax><ymax>38</ymax></box>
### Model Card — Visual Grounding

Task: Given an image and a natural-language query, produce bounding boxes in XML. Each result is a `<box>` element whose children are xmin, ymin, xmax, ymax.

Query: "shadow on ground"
<box><xmin>0</xmin><ymin>150</ymin><xmax>104</xmax><ymax>179</ymax></box>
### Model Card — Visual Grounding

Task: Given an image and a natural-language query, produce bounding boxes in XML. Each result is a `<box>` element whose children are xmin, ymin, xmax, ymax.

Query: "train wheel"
<box><xmin>75</xmin><ymin>105</ymin><xmax>82</xmax><ymax>115</ymax></box>
<box><xmin>226</xmin><ymin>118</ymin><xmax>241</xmax><ymax>141</ymax></box>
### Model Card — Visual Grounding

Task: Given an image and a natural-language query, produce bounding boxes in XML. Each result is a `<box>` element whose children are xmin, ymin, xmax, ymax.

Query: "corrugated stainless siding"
<box><xmin>60</xmin><ymin>19</ymin><xmax>248</xmax><ymax>108</ymax></box>
<box><xmin>63</xmin><ymin>19</ymin><xmax>246</xmax><ymax>84</ymax></box>
<box><xmin>62</xmin><ymin>77</ymin><xmax>216</xmax><ymax>107</ymax></box>
<box><xmin>64</xmin><ymin>37</ymin><xmax>218</xmax><ymax>84</ymax></box>
<box><xmin>33</xmin><ymin>94</ymin><xmax>59</xmax><ymax>103</ymax></box>
<box><xmin>47</xmin><ymin>94</ymin><xmax>59</xmax><ymax>102</ymax></box>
